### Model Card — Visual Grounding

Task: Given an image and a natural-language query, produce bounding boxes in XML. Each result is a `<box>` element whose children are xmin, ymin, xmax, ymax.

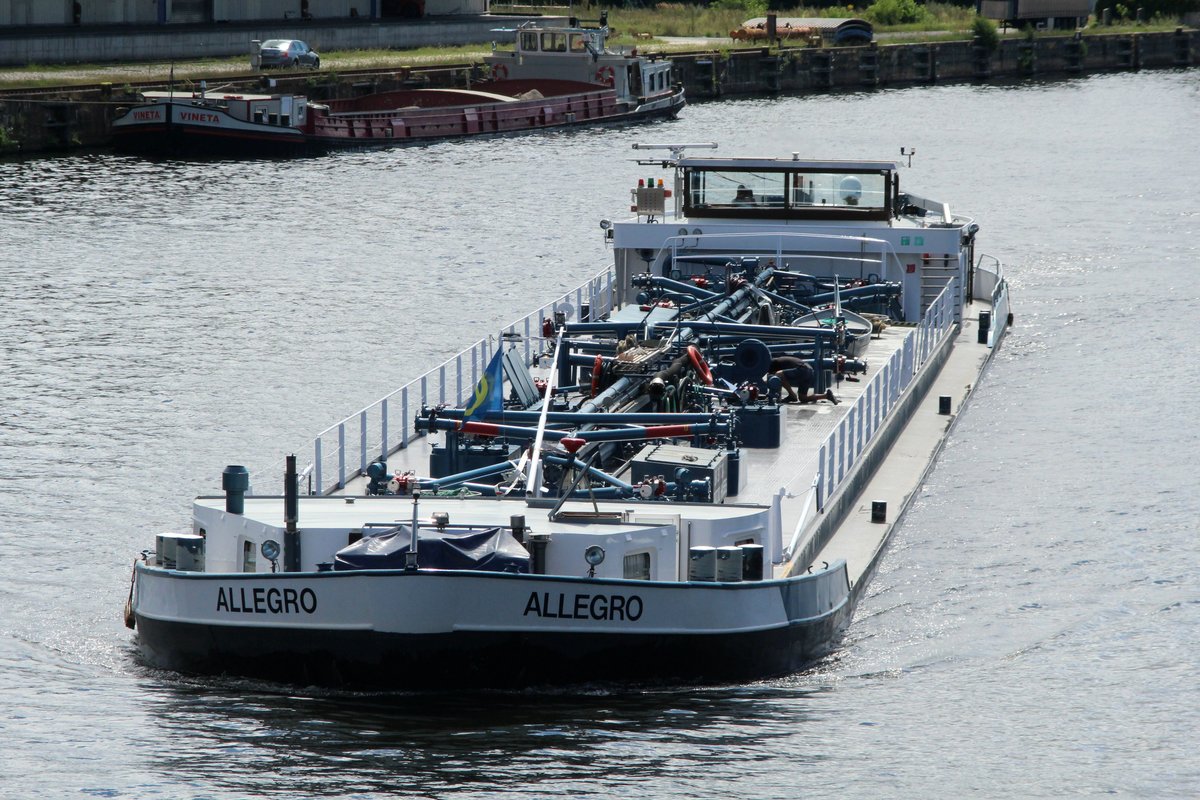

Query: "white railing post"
<box><xmin>471</xmin><ymin>346</ymin><xmax>479</xmax><ymax>395</ymax></box>
<box><xmin>856</xmin><ymin>396</ymin><xmax>865</xmax><ymax>456</ymax></box>
<box><xmin>337</xmin><ymin>422</ymin><xmax>346</xmax><ymax>490</ymax></box>
<box><xmin>381</xmin><ymin>398</ymin><xmax>390</xmax><ymax>458</ymax></box>
<box><xmin>360</xmin><ymin>410</ymin><xmax>368</xmax><ymax>474</ymax></box>
<box><xmin>400</xmin><ymin>387</ymin><xmax>409</xmax><ymax>448</ymax></box>
<box><xmin>314</xmin><ymin>437</ymin><xmax>323</xmax><ymax>497</ymax></box>
<box><xmin>816</xmin><ymin>445</ymin><xmax>826</xmax><ymax>511</ymax></box>
<box><xmin>456</xmin><ymin>354</ymin><xmax>463</xmax><ymax>405</ymax></box>
<box><xmin>837</xmin><ymin>421</ymin><xmax>846</xmax><ymax>484</ymax></box>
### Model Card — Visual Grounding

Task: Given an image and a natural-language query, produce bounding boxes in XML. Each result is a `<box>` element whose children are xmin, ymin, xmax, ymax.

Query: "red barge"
<box><xmin>110</xmin><ymin>18</ymin><xmax>684</xmax><ymax>156</ymax></box>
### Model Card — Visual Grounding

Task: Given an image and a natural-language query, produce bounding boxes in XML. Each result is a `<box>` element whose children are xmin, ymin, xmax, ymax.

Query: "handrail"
<box><xmin>664</xmin><ymin>230</ymin><xmax>908</xmax><ymax>286</ymax></box>
<box><xmin>814</xmin><ymin>278</ymin><xmax>958</xmax><ymax>514</ymax></box>
<box><xmin>974</xmin><ymin>253</ymin><xmax>1009</xmax><ymax>348</ymax></box>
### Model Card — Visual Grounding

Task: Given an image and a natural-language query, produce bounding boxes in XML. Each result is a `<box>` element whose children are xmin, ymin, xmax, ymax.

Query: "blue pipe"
<box><xmin>651</xmin><ymin>319</ymin><xmax>843</xmax><ymax>341</ymax></box>
<box><xmin>423</xmin><ymin>459</ymin><xmax>519</xmax><ymax>489</ymax></box>
<box><xmin>640</xmin><ymin>275</ymin><xmax>719</xmax><ymax>299</ymax></box>
<box><xmin>544</xmin><ymin>454</ymin><xmax>633</xmax><ymax>492</ymax></box>
<box><xmin>434</xmin><ymin>409</ymin><xmax>730</xmax><ymax>424</ymax></box>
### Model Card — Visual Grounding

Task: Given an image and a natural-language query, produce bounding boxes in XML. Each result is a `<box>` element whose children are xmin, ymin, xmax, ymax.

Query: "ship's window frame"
<box><xmin>623</xmin><ymin>551</ymin><xmax>653</xmax><ymax>581</ymax></box>
<box><xmin>242</xmin><ymin>540</ymin><xmax>256</xmax><ymax>573</ymax></box>
<box><xmin>520</xmin><ymin>31</ymin><xmax>539</xmax><ymax>51</ymax></box>
<box><xmin>683</xmin><ymin>167</ymin><xmax>893</xmax><ymax>221</ymax></box>
<box><xmin>540</xmin><ymin>32</ymin><xmax>567</xmax><ymax>52</ymax></box>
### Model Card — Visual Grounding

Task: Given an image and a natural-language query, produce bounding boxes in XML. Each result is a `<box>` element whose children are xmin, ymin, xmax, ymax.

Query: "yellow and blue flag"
<box><xmin>464</xmin><ymin>350</ymin><xmax>504</xmax><ymax>420</ymax></box>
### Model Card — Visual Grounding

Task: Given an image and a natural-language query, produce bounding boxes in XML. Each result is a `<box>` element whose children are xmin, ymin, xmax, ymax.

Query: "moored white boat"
<box><xmin>127</xmin><ymin>145</ymin><xmax>1010</xmax><ymax>689</ymax></box>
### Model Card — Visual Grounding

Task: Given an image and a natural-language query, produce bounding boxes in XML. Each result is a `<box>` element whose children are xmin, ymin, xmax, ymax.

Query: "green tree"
<box><xmin>864</xmin><ymin>0</ymin><xmax>929</xmax><ymax>25</ymax></box>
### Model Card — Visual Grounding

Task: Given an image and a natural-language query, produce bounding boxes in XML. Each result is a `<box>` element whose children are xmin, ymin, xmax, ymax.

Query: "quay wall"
<box><xmin>1</xmin><ymin>29</ymin><xmax>1196</xmax><ymax>155</ymax></box>
<box><xmin>670</xmin><ymin>29</ymin><xmax>1197</xmax><ymax>97</ymax></box>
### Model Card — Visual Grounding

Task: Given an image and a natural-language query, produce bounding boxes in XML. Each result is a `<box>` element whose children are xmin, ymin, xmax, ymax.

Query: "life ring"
<box><xmin>687</xmin><ymin>345</ymin><xmax>714</xmax><ymax>386</ymax></box>
<box><xmin>595</xmin><ymin>66</ymin><xmax>615</xmax><ymax>87</ymax></box>
<box><xmin>491</xmin><ymin>63</ymin><xmax>509</xmax><ymax>81</ymax></box>
<box><xmin>591</xmin><ymin>355</ymin><xmax>604</xmax><ymax>397</ymax></box>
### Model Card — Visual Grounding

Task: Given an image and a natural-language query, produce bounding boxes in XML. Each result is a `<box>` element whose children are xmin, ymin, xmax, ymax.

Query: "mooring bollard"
<box><xmin>978</xmin><ymin>310</ymin><xmax>991</xmax><ymax>344</ymax></box>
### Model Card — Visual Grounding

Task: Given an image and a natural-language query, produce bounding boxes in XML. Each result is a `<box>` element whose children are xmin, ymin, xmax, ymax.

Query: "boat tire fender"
<box><xmin>687</xmin><ymin>345</ymin><xmax>714</xmax><ymax>386</ymax></box>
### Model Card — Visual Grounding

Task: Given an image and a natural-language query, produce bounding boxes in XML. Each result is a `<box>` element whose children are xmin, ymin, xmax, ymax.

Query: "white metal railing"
<box><xmin>974</xmin><ymin>253</ymin><xmax>1009</xmax><ymax>348</ymax></box>
<box><xmin>299</xmin><ymin>264</ymin><xmax>615</xmax><ymax>496</ymax></box>
<box><xmin>814</xmin><ymin>277</ymin><xmax>959</xmax><ymax>512</ymax></box>
<box><xmin>664</xmin><ymin>231</ymin><xmax>908</xmax><ymax>286</ymax></box>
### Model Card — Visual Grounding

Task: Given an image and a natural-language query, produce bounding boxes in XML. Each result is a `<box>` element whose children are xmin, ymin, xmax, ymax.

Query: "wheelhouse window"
<box><xmin>520</xmin><ymin>31</ymin><xmax>539</xmax><ymax>51</ymax></box>
<box><xmin>569</xmin><ymin>34</ymin><xmax>589</xmax><ymax>52</ymax></box>
<box><xmin>540</xmin><ymin>32</ymin><xmax>567</xmax><ymax>52</ymax></box>
<box><xmin>684</xmin><ymin>168</ymin><xmax>892</xmax><ymax>220</ymax></box>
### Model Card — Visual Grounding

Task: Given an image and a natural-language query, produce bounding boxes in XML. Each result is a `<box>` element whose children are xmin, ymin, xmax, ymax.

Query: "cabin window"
<box><xmin>685</xmin><ymin>168</ymin><xmax>891</xmax><ymax>217</ymax></box>
<box><xmin>540</xmin><ymin>32</ymin><xmax>567</xmax><ymax>52</ymax></box>
<box><xmin>242</xmin><ymin>540</ymin><xmax>256</xmax><ymax>573</ymax></box>
<box><xmin>623</xmin><ymin>551</ymin><xmax>652</xmax><ymax>581</ymax></box>
<box><xmin>569</xmin><ymin>34</ymin><xmax>588</xmax><ymax>52</ymax></box>
<box><xmin>791</xmin><ymin>172</ymin><xmax>887</xmax><ymax>209</ymax></box>
<box><xmin>688</xmin><ymin>170</ymin><xmax>788</xmax><ymax>208</ymax></box>
<box><xmin>520</xmin><ymin>31</ymin><xmax>538</xmax><ymax>51</ymax></box>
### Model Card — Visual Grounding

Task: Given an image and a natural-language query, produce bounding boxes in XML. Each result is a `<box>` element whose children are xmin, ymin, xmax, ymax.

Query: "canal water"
<box><xmin>1</xmin><ymin>69</ymin><xmax>1197</xmax><ymax>798</ymax></box>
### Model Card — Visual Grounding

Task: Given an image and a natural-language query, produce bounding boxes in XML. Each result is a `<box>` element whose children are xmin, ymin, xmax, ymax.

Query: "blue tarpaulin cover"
<box><xmin>333</xmin><ymin>525</ymin><xmax>531</xmax><ymax>573</ymax></box>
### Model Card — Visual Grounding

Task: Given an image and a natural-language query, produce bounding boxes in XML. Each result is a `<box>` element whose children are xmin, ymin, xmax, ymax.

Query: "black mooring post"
<box><xmin>284</xmin><ymin>454</ymin><xmax>300</xmax><ymax>572</ymax></box>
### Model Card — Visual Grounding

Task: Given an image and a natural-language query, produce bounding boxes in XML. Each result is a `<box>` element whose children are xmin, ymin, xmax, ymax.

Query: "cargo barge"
<box><xmin>109</xmin><ymin>17</ymin><xmax>683</xmax><ymax>156</ymax></box>
<box><xmin>126</xmin><ymin>144</ymin><xmax>1011</xmax><ymax>689</ymax></box>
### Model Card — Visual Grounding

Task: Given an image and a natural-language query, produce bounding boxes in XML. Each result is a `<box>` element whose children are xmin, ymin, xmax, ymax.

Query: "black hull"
<box><xmin>110</xmin><ymin>124</ymin><xmax>309</xmax><ymax>158</ymax></box>
<box><xmin>135</xmin><ymin>604</ymin><xmax>851</xmax><ymax>689</ymax></box>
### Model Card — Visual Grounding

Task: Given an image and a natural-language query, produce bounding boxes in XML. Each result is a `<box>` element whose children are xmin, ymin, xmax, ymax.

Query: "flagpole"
<box><xmin>526</xmin><ymin>330</ymin><xmax>563</xmax><ymax>500</ymax></box>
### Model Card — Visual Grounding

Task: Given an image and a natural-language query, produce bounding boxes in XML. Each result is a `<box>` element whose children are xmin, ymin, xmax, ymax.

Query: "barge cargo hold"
<box><xmin>126</xmin><ymin>145</ymin><xmax>1010</xmax><ymax>689</ymax></box>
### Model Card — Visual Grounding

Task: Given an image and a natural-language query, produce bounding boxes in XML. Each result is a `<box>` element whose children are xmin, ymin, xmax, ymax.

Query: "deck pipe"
<box><xmin>631</xmin><ymin>274</ymin><xmax>720</xmax><ymax>299</ymax></box>
<box><xmin>805</xmin><ymin>283</ymin><xmax>901</xmax><ymax>304</ymax></box>
<box><xmin>567</xmin><ymin>352</ymin><xmax>617</xmax><ymax>369</ymax></box>
<box><xmin>651</xmin><ymin>319</ymin><xmax>844</xmax><ymax>342</ymax></box>
<box><xmin>544</xmin><ymin>453</ymin><xmax>633</xmax><ymax>492</ymax></box>
<box><xmin>421</xmin><ymin>459</ymin><xmax>520</xmax><ymax>490</ymax></box>
<box><xmin>432</xmin><ymin>408</ymin><xmax>730</xmax><ymax>425</ymax></box>
<box><xmin>571</xmin><ymin>267</ymin><xmax>775</xmax><ymax>418</ymax></box>
<box><xmin>417</xmin><ymin>417</ymin><xmax>731</xmax><ymax>444</ymax></box>
<box><xmin>561</xmin><ymin>321</ymin><xmax>664</xmax><ymax>338</ymax></box>
<box><xmin>635</xmin><ymin>290</ymin><xmax>703</xmax><ymax>308</ymax></box>
<box><xmin>747</xmin><ymin>285</ymin><xmax>813</xmax><ymax>315</ymax></box>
